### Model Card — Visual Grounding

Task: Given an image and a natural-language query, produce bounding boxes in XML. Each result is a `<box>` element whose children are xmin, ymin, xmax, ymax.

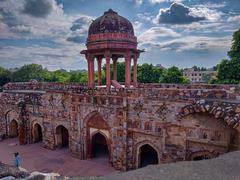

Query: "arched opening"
<box><xmin>56</xmin><ymin>125</ymin><xmax>69</xmax><ymax>148</ymax></box>
<box><xmin>189</xmin><ymin>151</ymin><xmax>212</xmax><ymax>161</ymax></box>
<box><xmin>92</xmin><ymin>132</ymin><xmax>109</xmax><ymax>159</ymax></box>
<box><xmin>193</xmin><ymin>154</ymin><xmax>210</xmax><ymax>161</ymax></box>
<box><xmin>139</xmin><ymin>144</ymin><xmax>158</xmax><ymax>168</ymax></box>
<box><xmin>9</xmin><ymin>120</ymin><xmax>18</xmax><ymax>138</ymax></box>
<box><xmin>33</xmin><ymin>123</ymin><xmax>43</xmax><ymax>143</ymax></box>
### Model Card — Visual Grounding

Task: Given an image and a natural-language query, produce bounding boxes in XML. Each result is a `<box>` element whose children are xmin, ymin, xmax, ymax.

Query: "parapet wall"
<box><xmin>3</xmin><ymin>82</ymin><xmax>240</xmax><ymax>102</ymax></box>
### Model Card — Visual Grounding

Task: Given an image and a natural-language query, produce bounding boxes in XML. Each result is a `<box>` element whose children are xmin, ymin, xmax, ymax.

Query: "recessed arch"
<box><xmin>91</xmin><ymin>131</ymin><xmax>110</xmax><ymax>159</ymax></box>
<box><xmin>56</xmin><ymin>125</ymin><xmax>69</xmax><ymax>148</ymax></box>
<box><xmin>188</xmin><ymin>150</ymin><xmax>213</xmax><ymax>161</ymax></box>
<box><xmin>32</xmin><ymin>123</ymin><xmax>43</xmax><ymax>143</ymax></box>
<box><xmin>84</xmin><ymin>111</ymin><xmax>110</xmax><ymax>130</ymax></box>
<box><xmin>136</xmin><ymin>141</ymin><xmax>160</xmax><ymax>168</ymax></box>
<box><xmin>84</xmin><ymin>111</ymin><xmax>111</xmax><ymax>162</ymax></box>
<box><xmin>5</xmin><ymin>110</ymin><xmax>19</xmax><ymax>136</ymax></box>
<box><xmin>9</xmin><ymin>119</ymin><xmax>18</xmax><ymax>138</ymax></box>
<box><xmin>178</xmin><ymin>101</ymin><xmax>240</xmax><ymax>130</ymax></box>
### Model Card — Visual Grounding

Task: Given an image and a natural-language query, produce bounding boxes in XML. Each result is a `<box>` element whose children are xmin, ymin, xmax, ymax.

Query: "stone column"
<box><xmin>133</xmin><ymin>54</ymin><xmax>138</xmax><ymax>86</ymax></box>
<box><xmin>112</xmin><ymin>56</ymin><xmax>118</xmax><ymax>81</ymax></box>
<box><xmin>88</xmin><ymin>54</ymin><xmax>95</xmax><ymax>88</ymax></box>
<box><xmin>105</xmin><ymin>51</ymin><xmax>111</xmax><ymax>88</ymax></box>
<box><xmin>124</xmin><ymin>52</ymin><xmax>131</xmax><ymax>88</ymax></box>
<box><xmin>87</xmin><ymin>55</ymin><xmax>91</xmax><ymax>87</ymax></box>
<box><xmin>97</xmin><ymin>57</ymin><xmax>102</xmax><ymax>86</ymax></box>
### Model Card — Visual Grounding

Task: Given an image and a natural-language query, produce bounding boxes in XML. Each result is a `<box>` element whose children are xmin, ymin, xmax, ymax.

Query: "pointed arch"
<box><xmin>91</xmin><ymin>131</ymin><xmax>110</xmax><ymax>159</ymax></box>
<box><xmin>84</xmin><ymin>111</ymin><xmax>111</xmax><ymax>162</ymax></box>
<box><xmin>188</xmin><ymin>150</ymin><xmax>213</xmax><ymax>161</ymax></box>
<box><xmin>84</xmin><ymin>111</ymin><xmax>110</xmax><ymax>130</ymax></box>
<box><xmin>178</xmin><ymin>100</ymin><xmax>240</xmax><ymax>130</ymax></box>
<box><xmin>4</xmin><ymin>110</ymin><xmax>19</xmax><ymax>136</ymax></box>
<box><xmin>55</xmin><ymin>125</ymin><xmax>69</xmax><ymax>148</ymax></box>
<box><xmin>135</xmin><ymin>141</ymin><xmax>160</xmax><ymax>168</ymax></box>
<box><xmin>32</xmin><ymin>122</ymin><xmax>43</xmax><ymax>143</ymax></box>
<box><xmin>9</xmin><ymin>119</ymin><xmax>19</xmax><ymax>138</ymax></box>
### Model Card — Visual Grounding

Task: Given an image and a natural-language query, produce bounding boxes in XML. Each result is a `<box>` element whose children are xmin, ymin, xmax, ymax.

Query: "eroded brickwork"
<box><xmin>0</xmin><ymin>82</ymin><xmax>240</xmax><ymax>171</ymax></box>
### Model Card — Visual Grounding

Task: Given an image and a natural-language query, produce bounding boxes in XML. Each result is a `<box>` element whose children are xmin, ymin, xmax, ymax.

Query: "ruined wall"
<box><xmin>0</xmin><ymin>82</ymin><xmax>240</xmax><ymax>171</ymax></box>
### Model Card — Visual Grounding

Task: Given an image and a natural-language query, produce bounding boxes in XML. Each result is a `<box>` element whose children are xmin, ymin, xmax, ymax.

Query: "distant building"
<box><xmin>183</xmin><ymin>68</ymin><xmax>216</xmax><ymax>83</ymax></box>
<box><xmin>155</xmin><ymin>64</ymin><xmax>166</xmax><ymax>69</ymax></box>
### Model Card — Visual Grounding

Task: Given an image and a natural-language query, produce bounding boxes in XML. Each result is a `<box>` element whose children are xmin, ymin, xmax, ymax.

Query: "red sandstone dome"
<box><xmin>84</xmin><ymin>9</ymin><xmax>138</xmax><ymax>51</ymax></box>
<box><xmin>88</xmin><ymin>9</ymin><xmax>134</xmax><ymax>35</ymax></box>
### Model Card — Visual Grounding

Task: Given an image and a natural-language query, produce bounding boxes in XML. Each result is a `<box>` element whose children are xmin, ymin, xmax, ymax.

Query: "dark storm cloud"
<box><xmin>157</xmin><ymin>3</ymin><xmax>206</xmax><ymax>24</ymax></box>
<box><xmin>67</xmin><ymin>36</ymin><xmax>86</xmax><ymax>44</ymax></box>
<box><xmin>22</xmin><ymin>0</ymin><xmax>53</xmax><ymax>18</ymax></box>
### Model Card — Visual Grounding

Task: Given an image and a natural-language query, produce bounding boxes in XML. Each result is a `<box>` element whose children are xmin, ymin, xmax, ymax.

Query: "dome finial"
<box><xmin>104</xmin><ymin>9</ymin><xmax>117</xmax><ymax>14</ymax></box>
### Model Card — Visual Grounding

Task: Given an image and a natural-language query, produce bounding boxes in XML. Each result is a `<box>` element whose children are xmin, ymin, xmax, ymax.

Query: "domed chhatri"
<box><xmin>88</xmin><ymin>9</ymin><xmax>134</xmax><ymax>35</ymax></box>
<box><xmin>81</xmin><ymin>9</ymin><xmax>143</xmax><ymax>89</ymax></box>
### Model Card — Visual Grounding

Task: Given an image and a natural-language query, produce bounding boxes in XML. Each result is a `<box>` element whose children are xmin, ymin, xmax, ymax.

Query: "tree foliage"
<box><xmin>228</xmin><ymin>29</ymin><xmax>240</xmax><ymax>61</ymax></box>
<box><xmin>0</xmin><ymin>62</ymin><xmax>190</xmax><ymax>87</ymax></box>
<box><xmin>137</xmin><ymin>63</ymin><xmax>164</xmax><ymax>83</ymax></box>
<box><xmin>0</xmin><ymin>67</ymin><xmax>11</xmax><ymax>86</ymax></box>
<box><xmin>212</xmin><ymin>28</ymin><xmax>240</xmax><ymax>84</ymax></box>
<box><xmin>160</xmin><ymin>66</ymin><xmax>189</xmax><ymax>84</ymax></box>
<box><xmin>12</xmin><ymin>64</ymin><xmax>46</xmax><ymax>82</ymax></box>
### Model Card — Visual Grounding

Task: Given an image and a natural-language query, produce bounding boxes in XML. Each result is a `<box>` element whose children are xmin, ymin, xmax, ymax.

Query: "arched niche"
<box><xmin>135</xmin><ymin>141</ymin><xmax>160</xmax><ymax>168</ymax></box>
<box><xmin>56</xmin><ymin>125</ymin><xmax>69</xmax><ymax>148</ymax></box>
<box><xmin>32</xmin><ymin>122</ymin><xmax>43</xmax><ymax>143</ymax></box>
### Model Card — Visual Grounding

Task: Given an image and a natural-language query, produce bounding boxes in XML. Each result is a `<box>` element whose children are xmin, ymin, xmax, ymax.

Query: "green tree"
<box><xmin>202</xmin><ymin>74</ymin><xmax>212</xmax><ymax>84</ymax></box>
<box><xmin>43</xmin><ymin>70</ymin><xmax>70</xmax><ymax>83</ymax></box>
<box><xmin>215</xmin><ymin>59</ymin><xmax>240</xmax><ymax>84</ymax></box>
<box><xmin>211</xmin><ymin>29</ymin><xmax>240</xmax><ymax>84</ymax></box>
<box><xmin>69</xmin><ymin>71</ymin><xmax>88</xmax><ymax>83</ymax></box>
<box><xmin>0</xmin><ymin>67</ymin><xmax>12</xmax><ymax>86</ymax></box>
<box><xmin>12</xmin><ymin>64</ymin><xmax>46</xmax><ymax>82</ymax></box>
<box><xmin>137</xmin><ymin>63</ymin><xmax>164</xmax><ymax>83</ymax></box>
<box><xmin>228</xmin><ymin>28</ymin><xmax>240</xmax><ymax>61</ymax></box>
<box><xmin>161</xmin><ymin>66</ymin><xmax>189</xmax><ymax>84</ymax></box>
<box><xmin>102</xmin><ymin>62</ymin><xmax>126</xmax><ymax>84</ymax></box>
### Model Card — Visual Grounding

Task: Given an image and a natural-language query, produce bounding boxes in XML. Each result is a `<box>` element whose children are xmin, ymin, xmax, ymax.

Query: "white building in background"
<box><xmin>183</xmin><ymin>68</ymin><xmax>216</xmax><ymax>83</ymax></box>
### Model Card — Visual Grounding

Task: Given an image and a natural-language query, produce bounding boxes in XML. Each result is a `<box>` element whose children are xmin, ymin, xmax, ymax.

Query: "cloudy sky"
<box><xmin>0</xmin><ymin>0</ymin><xmax>240</xmax><ymax>70</ymax></box>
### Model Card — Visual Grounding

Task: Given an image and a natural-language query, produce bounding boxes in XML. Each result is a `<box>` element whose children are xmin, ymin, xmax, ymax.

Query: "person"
<box><xmin>14</xmin><ymin>152</ymin><xmax>21</xmax><ymax>168</ymax></box>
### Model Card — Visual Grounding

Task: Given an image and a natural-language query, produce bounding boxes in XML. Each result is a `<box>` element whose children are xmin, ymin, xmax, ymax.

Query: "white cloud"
<box><xmin>172</xmin><ymin>22</ymin><xmax>223</xmax><ymax>32</ymax></box>
<box><xmin>0</xmin><ymin>0</ymin><xmax>94</xmax><ymax>70</ymax></box>
<box><xmin>140</xmin><ymin>36</ymin><xmax>231</xmax><ymax>52</ymax></box>
<box><xmin>138</xmin><ymin>27</ymin><xmax>181</xmax><ymax>42</ymax></box>
<box><xmin>135</xmin><ymin>0</ymin><xmax>144</xmax><ymax>5</ymax></box>
<box><xmin>189</xmin><ymin>5</ymin><xmax>222</xmax><ymax>22</ymax></box>
<box><xmin>0</xmin><ymin>43</ymin><xmax>87</xmax><ymax>70</ymax></box>
<box><xmin>154</xmin><ymin>3</ymin><xmax>222</xmax><ymax>25</ymax></box>
<box><xmin>137</xmin><ymin>12</ymin><xmax>155</xmax><ymax>23</ymax></box>
<box><xmin>133</xmin><ymin>21</ymin><xmax>144</xmax><ymax>36</ymax></box>
<box><xmin>227</xmin><ymin>15</ymin><xmax>240</xmax><ymax>22</ymax></box>
<box><xmin>149</xmin><ymin>0</ymin><xmax>185</xmax><ymax>4</ymax></box>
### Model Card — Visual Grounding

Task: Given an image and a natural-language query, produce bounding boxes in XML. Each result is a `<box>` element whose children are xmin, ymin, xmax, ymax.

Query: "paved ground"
<box><xmin>0</xmin><ymin>138</ymin><xmax>116</xmax><ymax>177</ymax></box>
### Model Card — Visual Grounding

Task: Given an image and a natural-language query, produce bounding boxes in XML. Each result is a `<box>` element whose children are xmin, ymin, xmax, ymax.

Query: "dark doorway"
<box><xmin>9</xmin><ymin>120</ymin><xmax>18</xmax><ymax>138</ymax></box>
<box><xmin>33</xmin><ymin>123</ymin><xmax>43</xmax><ymax>143</ymax></box>
<box><xmin>92</xmin><ymin>133</ymin><xmax>109</xmax><ymax>158</ymax></box>
<box><xmin>193</xmin><ymin>155</ymin><xmax>210</xmax><ymax>161</ymax></box>
<box><xmin>56</xmin><ymin>125</ymin><xmax>69</xmax><ymax>148</ymax></box>
<box><xmin>139</xmin><ymin>144</ymin><xmax>158</xmax><ymax>168</ymax></box>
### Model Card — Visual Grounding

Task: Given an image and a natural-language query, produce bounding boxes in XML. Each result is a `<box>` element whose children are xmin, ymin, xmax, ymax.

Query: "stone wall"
<box><xmin>0</xmin><ymin>82</ymin><xmax>240</xmax><ymax>171</ymax></box>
